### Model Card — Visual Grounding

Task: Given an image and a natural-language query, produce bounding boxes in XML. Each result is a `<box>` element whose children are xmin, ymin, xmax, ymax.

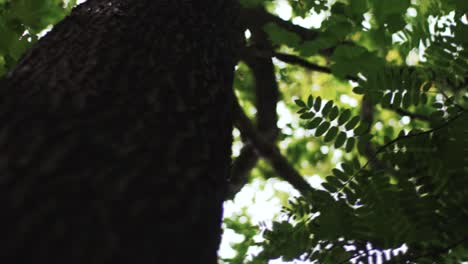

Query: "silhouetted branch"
<box><xmin>244</xmin><ymin>29</ymin><xmax>279</xmax><ymax>140</ymax></box>
<box><xmin>394</xmin><ymin>108</ymin><xmax>430</xmax><ymax>121</ymax></box>
<box><xmin>239</xmin><ymin>7</ymin><xmax>337</xmax><ymax>57</ymax></box>
<box><xmin>227</xmin><ymin>144</ymin><xmax>259</xmax><ymax>200</ymax></box>
<box><xmin>274</xmin><ymin>52</ymin><xmax>363</xmax><ymax>82</ymax></box>
<box><xmin>243</xmin><ymin>49</ymin><xmax>361</xmax><ymax>82</ymax></box>
<box><xmin>375</xmin><ymin>110</ymin><xmax>466</xmax><ymax>155</ymax></box>
<box><xmin>233</xmin><ymin>101</ymin><xmax>315</xmax><ymax>197</ymax></box>
<box><xmin>274</xmin><ymin>52</ymin><xmax>332</xmax><ymax>73</ymax></box>
<box><xmin>228</xmin><ymin>28</ymin><xmax>280</xmax><ymax>200</ymax></box>
<box><xmin>240</xmin><ymin>7</ymin><xmax>319</xmax><ymax>41</ymax></box>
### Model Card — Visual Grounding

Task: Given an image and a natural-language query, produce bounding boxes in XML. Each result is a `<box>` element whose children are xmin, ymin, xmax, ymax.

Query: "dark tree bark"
<box><xmin>0</xmin><ymin>0</ymin><xmax>240</xmax><ymax>263</ymax></box>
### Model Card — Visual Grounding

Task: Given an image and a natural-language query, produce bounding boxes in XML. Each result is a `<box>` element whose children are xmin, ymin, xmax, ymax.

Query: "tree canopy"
<box><xmin>1</xmin><ymin>0</ymin><xmax>467</xmax><ymax>263</ymax></box>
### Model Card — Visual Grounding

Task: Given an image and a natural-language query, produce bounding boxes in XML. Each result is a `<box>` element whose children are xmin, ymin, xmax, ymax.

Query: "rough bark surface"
<box><xmin>0</xmin><ymin>0</ymin><xmax>240</xmax><ymax>263</ymax></box>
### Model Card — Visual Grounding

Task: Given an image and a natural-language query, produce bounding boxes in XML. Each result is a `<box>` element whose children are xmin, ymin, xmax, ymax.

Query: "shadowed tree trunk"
<box><xmin>0</xmin><ymin>0</ymin><xmax>240</xmax><ymax>263</ymax></box>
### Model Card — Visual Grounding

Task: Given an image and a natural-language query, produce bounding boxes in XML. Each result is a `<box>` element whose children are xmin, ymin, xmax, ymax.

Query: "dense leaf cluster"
<box><xmin>295</xmin><ymin>95</ymin><xmax>369</xmax><ymax>153</ymax></box>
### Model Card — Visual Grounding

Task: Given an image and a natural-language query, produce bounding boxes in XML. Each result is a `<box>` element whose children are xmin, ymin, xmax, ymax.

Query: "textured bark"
<box><xmin>0</xmin><ymin>0</ymin><xmax>240</xmax><ymax>263</ymax></box>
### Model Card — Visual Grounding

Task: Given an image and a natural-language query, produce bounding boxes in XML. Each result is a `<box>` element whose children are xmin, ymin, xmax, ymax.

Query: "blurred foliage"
<box><xmin>223</xmin><ymin>214</ymin><xmax>259</xmax><ymax>264</ymax></box>
<box><xmin>1</xmin><ymin>0</ymin><xmax>467</xmax><ymax>263</ymax></box>
<box><xmin>0</xmin><ymin>0</ymin><xmax>74</xmax><ymax>76</ymax></box>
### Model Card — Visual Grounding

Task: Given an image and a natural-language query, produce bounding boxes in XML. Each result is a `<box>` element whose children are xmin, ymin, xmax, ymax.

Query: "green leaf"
<box><xmin>430</xmin><ymin>110</ymin><xmax>445</xmax><ymax>122</ymax></box>
<box><xmin>411</xmin><ymin>87</ymin><xmax>420</xmax><ymax>106</ymax></box>
<box><xmin>420</xmin><ymin>93</ymin><xmax>428</xmax><ymax>105</ymax></box>
<box><xmin>307</xmin><ymin>95</ymin><xmax>314</xmax><ymax>108</ymax></box>
<box><xmin>306</xmin><ymin>117</ymin><xmax>323</xmax><ymax>129</ymax></box>
<box><xmin>314</xmin><ymin>96</ymin><xmax>322</xmax><ymax>112</ymax></box>
<box><xmin>446</xmin><ymin>106</ymin><xmax>459</xmax><ymax>116</ymax></box>
<box><xmin>350</xmin><ymin>0</ymin><xmax>368</xmax><ymax>15</ymax></box>
<box><xmin>352</xmin><ymin>158</ymin><xmax>361</xmax><ymax>170</ymax></box>
<box><xmin>382</xmin><ymin>92</ymin><xmax>392</xmax><ymax>108</ymax></box>
<box><xmin>326</xmin><ymin>176</ymin><xmax>343</xmax><ymax>188</ymax></box>
<box><xmin>324</xmin><ymin>126</ymin><xmax>339</xmax><ymax>142</ymax></box>
<box><xmin>422</xmin><ymin>82</ymin><xmax>432</xmax><ymax>92</ymax></box>
<box><xmin>329</xmin><ymin>106</ymin><xmax>340</xmax><ymax>121</ymax></box>
<box><xmin>334</xmin><ymin>132</ymin><xmax>347</xmax><ymax>148</ymax></box>
<box><xmin>290</xmin><ymin>0</ymin><xmax>328</xmax><ymax>17</ymax></box>
<box><xmin>357</xmin><ymin>137</ymin><xmax>368</xmax><ymax>155</ymax></box>
<box><xmin>322</xmin><ymin>182</ymin><xmax>337</xmax><ymax>193</ymax></box>
<box><xmin>392</xmin><ymin>92</ymin><xmax>402</xmax><ymax>107</ymax></box>
<box><xmin>341</xmin><ymin>163</ymin><xmax>354</xmax><ymax>175</ymax></box>
<box><xmin>11</xmin><ymin>0</ymin><xmax>69</xmax><ymax>32</ymax></box>
<box><xmin>345</xmin><ymin>116</ymin><xmax>360</xmax><ymax>130</ymax></box>
<box><xmin>345</xmin><ymin>137</ymin><xmax>355</xmax><ymax>152</ymax></box>
<box><xmin>264</xmin><ymin>22</ymin><xmax>301</xmax><ymax>48</ymax></box>
<box><xmin>432</xmin><ymin>102</ymin><xmax>443</xmax><ymax>109</ymax></box>
<box><xmin>331</xmin><ymin>45</ymin><xmax>384</xmax><ymax>78</ymax></box>
<box><xmin>300</xmin><ymin>112</ymin><xmax>315</xmax><ymax>119</ymax></box>
<box><xmin>322</xmin><ymin>100</ymin><xmax>334</xmax><ymax>116</ymax></box>
<box><xmin>402</xmin><ymin>92</ymin><xmax>411</xmax><ymax>108</ymax></box>
<box><xmin>385</xmin><ymin>14</ymin><xmax>406</xmax><ymax>32</ymax></box>
<box><xmin>343</xmin><ymin>187</ymin><xmax>357</xmax><ymax>203</ymax></box>
<box><xmin>373</xmin><ymin>0</ymin><xmax>410</xmax><ymax>32</ymax></box>
<box><xmin>354</xmin><ymin>122</ymin><xmax>369</xmax><ymax>135</ymax></box>
<box><xmin>315</xmin><ymin>121</ymin><xmax>331</xmax><ymax>137</ymax></box>
<box><xmin>295</xmin><ymin>99</ymin><xmax>307</xmax><ymax>108</ymax></box>
<box><xmin>332</xmin><ymin>169</ymin><xmax>348</xmax><ymax>182</ymax></box>
<box><xmin>353</xmin><ymin>86</ymin><xmax>365</xmax><ymax>94</ymax></box>
<box><xmin>337</xmin><ymin>109</ymin><xmax>351</xmax><ymax>126</ymax></box>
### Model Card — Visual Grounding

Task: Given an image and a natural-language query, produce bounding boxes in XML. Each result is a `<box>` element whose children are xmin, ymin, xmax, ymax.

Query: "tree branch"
<box><xmin>375</xmin><ymin>110</ymin><xmax>466</xmax><ymax>155</ymax></box>
<box><xmin>233</xmin><ymin>101</ymin><xmax>315</xmax><ymax>197</ymax></box>
<box><xmin>274</xmin><ymin>52</ymin><xmax>332</xmax><ymax>73</ymax></box>
<box><xmin>227</xmin><ymin>144</ymin><xmax>259</xmax><ymax>200</ymax></box>
<box><xmin>239</xmin><ymin>7</ymin><xmax>337</xmax><ymax>57</ymax></box>
<box><xmin>273</xmin><ymin>51</ymin><xmax>362</xmax><ymax>82</ymax></box>
<box><xmin>244</xmin><ymin>27</ymin><xmax>279</xmax><ymax>139</ymax></box>
<box><xmin>240</xmin><ymin>7</ymin><xmax>319</xmax><ymax>41</ymax></box>
<box><xmin>394</xmin><ymin>108</ymin><xmax>430</xmax><ymax>121</ymax></box>
<box><xmin>227</xmin><ymin>28</ymin><xmax>280</xmax><ymax>200</ymax></box>
<box><xmin>243</xmin><ymin>49</ymin><xmax>361</xmax><ymax>82</ymax></box>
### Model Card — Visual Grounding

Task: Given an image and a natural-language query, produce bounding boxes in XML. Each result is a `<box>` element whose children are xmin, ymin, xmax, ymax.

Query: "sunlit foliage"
<box><xmin>238</xmin><ymin>0</ymin><xmax>467</xmax><ymax>263</ymax></box>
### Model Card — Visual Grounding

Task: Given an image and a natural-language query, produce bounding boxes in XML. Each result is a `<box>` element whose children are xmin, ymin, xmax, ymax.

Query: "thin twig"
<box><xmin>240</xmin><ymin>7</ymin><xmax>355</xmax><ymax>57</ymax></box>
<box><xmin>375</xmin><ymin>110</ymin><xmax>466</xmax><ymax>155</ymax></box>
<box><xmin>272</xmin><ymin>52</ymin><xmax>359</xmax><ymax>81</ymax></box>
<box><xmin>273</xmin><ymin>52</ymin><xmax>332</xmax><ymax>74</ymax></box>
<box><xmin>239</xmin><ymin>7</ymin><xmax>319</xmax><ymax>41</ymax></box>
<box><xmin>335</xmin><ymin>110</ymin><xmax>466</xmax><ymax>197</ymax></box>
<box><xmin>394</xmin><ymin>108</ymin><xmax>430</xmax><ymax>121</ymax></box>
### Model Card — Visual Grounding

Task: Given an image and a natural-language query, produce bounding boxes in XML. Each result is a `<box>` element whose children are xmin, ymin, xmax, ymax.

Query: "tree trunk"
<box><xmin>0</xmin><ymin>0</ymin><xmax>240</xmax><ymax>263</ymax></box>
